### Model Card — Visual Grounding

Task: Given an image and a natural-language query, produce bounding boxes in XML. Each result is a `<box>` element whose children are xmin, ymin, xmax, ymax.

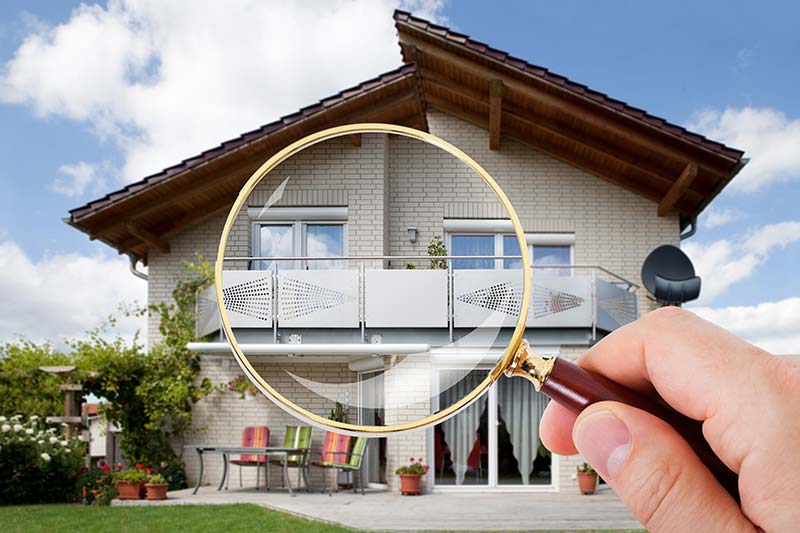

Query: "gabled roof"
<box><xmin>68</xmin><ymin>11</ymin><xmax>745</xmax><ymax>264</ymax></box>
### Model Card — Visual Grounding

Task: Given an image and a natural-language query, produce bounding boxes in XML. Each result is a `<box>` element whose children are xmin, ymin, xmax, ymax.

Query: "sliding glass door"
<box><xmin>432</xmin><ymin>367</ymin><xmax>554</xmax><ymax>490</ymax></box>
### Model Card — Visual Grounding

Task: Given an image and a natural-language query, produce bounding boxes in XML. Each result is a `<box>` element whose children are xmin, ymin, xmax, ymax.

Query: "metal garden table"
<box><xmin>187</xmin><ymin>446</ymin><xmax>311</xmax><ymax>496</ymax></box>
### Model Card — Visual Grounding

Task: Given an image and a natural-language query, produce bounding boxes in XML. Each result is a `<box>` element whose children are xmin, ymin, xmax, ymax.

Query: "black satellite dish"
<box><xmin>641</xmin><ymin>245</ymin><xmax>701</xmax><ymax>305</ymax></box>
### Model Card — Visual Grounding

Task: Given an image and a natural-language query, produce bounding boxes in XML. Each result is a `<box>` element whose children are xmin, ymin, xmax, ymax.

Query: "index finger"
<box><xmin>576</xmin><ymin>306</ymin><xmax>774</xmax><ymax>469</ymax></box>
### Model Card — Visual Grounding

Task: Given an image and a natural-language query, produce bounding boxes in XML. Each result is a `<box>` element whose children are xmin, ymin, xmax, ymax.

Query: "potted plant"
<box><xmin>395</xmin><ymin>457</ymin><xmax>429</xmax><ymax>495</ymax></box>
<box><xmin>145</xmin><ymin>473</ymin><xmax>169</xmax><ymax>500</ymax></box>
<box><xmin>427</xmin><ymin>236</ymin><xmax>447</xmax><ymax>270</ymax></box>
<box><xmin>577</xmin><ymin>462</ymin><xmax>598</xmax><ymax>495</ymax></box>
<box><xmin>228</xmin><ymin>375</ymin><xmax>258</xmax><ymax>400</ymax></box>
<box><xmin>114</xmin><ymin>464</ymin><xmax>149</xmax><ymax>500</ymax></box>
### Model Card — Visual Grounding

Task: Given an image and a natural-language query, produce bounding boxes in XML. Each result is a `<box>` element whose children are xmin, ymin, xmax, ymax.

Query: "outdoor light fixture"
<box><xmin>407</xmin><ymin>224</ymin><xmax>417</xmax><ymax>242</ymax></box>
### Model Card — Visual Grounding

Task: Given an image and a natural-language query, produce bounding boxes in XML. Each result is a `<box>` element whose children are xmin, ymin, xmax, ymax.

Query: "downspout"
<box><xmin>128</xmin><ymin>254</ymin><xmax>148</xmax><ymax>281</ymax></box>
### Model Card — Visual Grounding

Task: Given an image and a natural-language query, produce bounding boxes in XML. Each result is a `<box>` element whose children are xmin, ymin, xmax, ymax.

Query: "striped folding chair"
<box><xmin>268</xmin><ymin>425</ymin><xmax>313</xmax><ymax>491</ymax></box>
<box><xmin>311</xmin><ymin>431</ymin><xmax>353</xmax><ymax>495</ymax></box>
<box><xmin>228</xmin><ymin>426</ymin><xmax>270</xmax><ymax>490</ymax></box>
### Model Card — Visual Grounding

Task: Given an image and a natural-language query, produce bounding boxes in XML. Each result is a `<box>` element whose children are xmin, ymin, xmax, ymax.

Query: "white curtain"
<box><xmin>497</xmin><ymin>376</ymin><xmax>549</xmax><ymax>484</ymax></box>
<box><xmin>439</xmin><ymin>370</ymin><xmax>487</xmax><ymax>485</ymax></box>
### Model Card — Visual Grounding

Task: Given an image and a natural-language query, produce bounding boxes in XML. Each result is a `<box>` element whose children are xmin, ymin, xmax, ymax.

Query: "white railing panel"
<box><xmin>277</xmin><ymin>270</ymin><xmax>359</xmax><ymax>328</ymax></box>
<box><xmin>222</xmin><ymin>270</ymin><xmax>273</xmax><ymax>328</ymax></box>
<box><xmin>196</xmin><ymin>284</ymin><xmax>219</xmax><ymax>337</ymax></box>
<box><xmin>529</xmin><ymin>275</ymin><xmax>592</xmax><ymax>328</ymax></box>
<box><xmin>595</xmin><ymin>280</ymin><xmax>638</xmax><ymax>330</ymax></box>
<box><xmin>453</xmin><ymin>270</ymin><xmax>520</xmax><ymax>328</ymax></box>
<box><xmin>365</xmin><ymin>270</ymin><xmax>448</xmax><ymax>328</ymax></box>
<box><xmin>453</xmin><ymin>271</ymin><xmax>593</xmax><ymax>328</ymax></box>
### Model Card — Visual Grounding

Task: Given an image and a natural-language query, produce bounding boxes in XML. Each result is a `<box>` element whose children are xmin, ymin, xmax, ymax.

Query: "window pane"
<box><xmin>305</xmin><ymin>224</ymin><xmax>344</xmax><ymax>269</ymax></box>
<box><xmin>434</xmin><ymin>369</ymin><xmax>488</xmax><ymax>486</ymax></box>
<box><xmin>451</xmin><ymin>235</ymin><xmax>494</xmax><ymax>270</ymax></box>
<box><xmin>257</xmin><ymin>224</ymin><xmax>293</xmax><ymax>270</ymax></box>
<box><xmin>534</xmin><ymin>246</ymin><xmax>571</xmax><ymax>276</ymax></box>
<box><xmin>502</xmin><ymin>235</ymin><xmax>530</xmax><ymax>270</ymax></box>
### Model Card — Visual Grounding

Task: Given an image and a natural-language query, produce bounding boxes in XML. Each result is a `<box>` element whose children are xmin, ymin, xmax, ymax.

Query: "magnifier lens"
<box><xmin>216</xmin><ymin>128</ymin><xmax>526</xmax><ymax>434</ymax></box>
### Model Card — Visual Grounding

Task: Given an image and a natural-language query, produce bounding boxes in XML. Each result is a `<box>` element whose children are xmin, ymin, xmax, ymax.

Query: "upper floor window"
<box><xmin>250</xmin><ymin>207</ymin><xmax>347</xmax><ymax>270</ymax></box>
<box><xmin>444</xmin><ymin>220</ymin><xmax>573</xmax><ymax>275</ymax></box>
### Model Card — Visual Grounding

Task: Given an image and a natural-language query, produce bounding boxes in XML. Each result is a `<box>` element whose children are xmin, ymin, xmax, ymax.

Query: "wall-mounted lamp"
<box><xmin>407</xmin><ymin>225</ymin><xmax>417</xmax><ymax>242</ymax></box>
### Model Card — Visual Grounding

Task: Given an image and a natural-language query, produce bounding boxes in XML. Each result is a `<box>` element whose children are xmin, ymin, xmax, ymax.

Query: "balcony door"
<box><xmin>431</xmin><ymin>360</ymin><xmax>557</xmax><ymax>491</ymax></box>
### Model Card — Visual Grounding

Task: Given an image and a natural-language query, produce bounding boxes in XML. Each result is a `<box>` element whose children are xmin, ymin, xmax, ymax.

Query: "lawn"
<box><xmin>0</xmin><ymin>504</ymin><xmax>644</xmax><ymax>533</ymax></box>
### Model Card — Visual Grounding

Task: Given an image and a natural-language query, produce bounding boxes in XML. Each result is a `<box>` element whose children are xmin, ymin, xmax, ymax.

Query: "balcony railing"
<box><xmin>196</xmin><ymin>256</ymin><xmax>638</xmax><ymax>340</ymax></box>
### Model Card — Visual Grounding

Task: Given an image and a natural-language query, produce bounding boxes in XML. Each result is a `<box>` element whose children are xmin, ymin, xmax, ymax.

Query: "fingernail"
<box><xmin>573</xmin><ymin>410</ymin><xmax>631</xmax><ymax>478</ymax></box>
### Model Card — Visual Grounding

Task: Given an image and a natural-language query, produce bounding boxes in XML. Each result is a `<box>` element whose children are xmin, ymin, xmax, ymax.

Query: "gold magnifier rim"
<box><xmin>215</xmin><ymin>123</ymin><xmax>531</xmax><ymax>435</ymax></box>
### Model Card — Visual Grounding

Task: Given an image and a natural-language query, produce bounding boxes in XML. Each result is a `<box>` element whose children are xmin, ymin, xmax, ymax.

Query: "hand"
<box><xmin>539</xmin><ymin>307</ymin><xmax>799</xmax><ymax>532</ymax></box>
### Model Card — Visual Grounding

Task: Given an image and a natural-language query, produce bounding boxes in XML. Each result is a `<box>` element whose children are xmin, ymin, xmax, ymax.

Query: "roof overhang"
<box><xmin>68</xmin><ymin>64</ymin><xmax>427</xmax><ymax>264</ymax></box>
<box><xmin>67</xmin><ymin>12</ymin><xmax>746</xmax><ymax>263</ymax></box>
<box><xmin>394</xmin><ymin>10</ymin><xmax>745</xmax><ymax>230</ymax></box>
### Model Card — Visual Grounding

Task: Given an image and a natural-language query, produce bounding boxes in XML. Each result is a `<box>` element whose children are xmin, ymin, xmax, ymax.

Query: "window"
<box><xmin>450</xmin><ymin>235</ymin><xmax>495</xmax><ymax>270</ymax></box>
<box><xmin>448</xmin><ymin>231</ymin><xmax>573</xmax><ymax>274</ymax></box>
<box><xmin>251</xmin><ymin>208</ymin><xmax>347</xmax><ymax>270</ymax></box>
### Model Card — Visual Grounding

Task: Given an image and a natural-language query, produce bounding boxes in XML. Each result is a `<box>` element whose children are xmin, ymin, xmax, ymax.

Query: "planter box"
<box><xmin>145</xmin><ymin>483</ymin><xmax>168</xmax><ymax>500</ymax></box>
<box><xmin>117</xmin><ymin>480</ymin><xmax>145</xmax><ymax>500</ymax></box>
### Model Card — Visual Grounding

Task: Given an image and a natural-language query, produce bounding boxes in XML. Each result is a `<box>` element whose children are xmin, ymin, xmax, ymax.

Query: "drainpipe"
<box><xmin>128</xmin><ymin>254</ymin><xmax>148</xmax><ymax>281</ymax></box>
<box><xmin>679</xmin><ymin>216</ymin><xmax>697</xmax><ymax>241</ymax></box>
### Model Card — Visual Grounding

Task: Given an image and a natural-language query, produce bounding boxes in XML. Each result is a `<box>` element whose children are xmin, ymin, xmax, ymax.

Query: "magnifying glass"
<box><xmin>215</xmin><ymin>123</ymin><xmax>737</xmax><ymax>498</ymax></box>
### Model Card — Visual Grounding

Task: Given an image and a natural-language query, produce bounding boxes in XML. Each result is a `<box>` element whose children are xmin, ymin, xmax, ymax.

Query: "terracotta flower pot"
<box><xmin>145</xmin><ymin>483</ymin><xmax>169</xmax><ymax>500</ymax></box>
<box><xmin>117</xmin><ymin>480</ymin><xmax>145</xmax><ymax>500</ymax></box>
<box><xmin>577</xmin><ymin>472</ymin><xmax>597</xmax><ymax>495</ymax></box>
<box><xmin>398</xmin><ymin>474</ymin><xmax>423</xmax><ymax>495</ymax></box>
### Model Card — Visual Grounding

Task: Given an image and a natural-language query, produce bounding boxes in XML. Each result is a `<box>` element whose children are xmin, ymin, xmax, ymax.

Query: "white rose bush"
<box><xmin>0</xmin><ymin>414</ymin><xmax>84</xmax><ymax>503</ymax></box>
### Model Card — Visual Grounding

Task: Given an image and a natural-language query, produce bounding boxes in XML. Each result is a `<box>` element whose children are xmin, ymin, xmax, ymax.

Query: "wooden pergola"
<box><xmin>67</xmin><ymin>11</ymin><xmax>744</xmax><ymax>266</ymax></box>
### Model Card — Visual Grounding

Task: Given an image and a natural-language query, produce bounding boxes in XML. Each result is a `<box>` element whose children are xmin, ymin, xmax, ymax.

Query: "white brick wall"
<box><xmin>146</xmin><ymin>110</ymin><xmax>679</xmax><ymax>493</ymax></box>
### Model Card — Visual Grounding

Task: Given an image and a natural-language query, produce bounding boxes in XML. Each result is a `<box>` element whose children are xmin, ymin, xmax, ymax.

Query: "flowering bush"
<box><xmin>113</xmin><ymin>463</ymin><xmax>151</xmax><ymax>483</ymax></box>
<box><xmin>0</xmin><ymin>414</ymin><xmax>85</xmax><ymax>504</ymax></box>
<box><xmin>395</xmin><ymin>456</ymin><xmax>430</xmax><ymax>476</ymax></box>
<box><xmin>227</xmin><ymin>375</ymin><xmax>257</xmax><ymax>399</ymax></box>
<box><xmin>76</xmin><ymin>463</ymin><xmax>117</xmax><ymax>506</ymax></box>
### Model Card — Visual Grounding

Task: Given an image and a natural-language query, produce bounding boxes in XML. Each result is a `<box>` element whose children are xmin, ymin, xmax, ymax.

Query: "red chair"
<box><xmin>228</xmin><ymin>426</ymin><xmax>270</xmax><ymax>489</ymax></box>
<box><xmin>311</xmin><ymin>432</ymin><xmax>352</xmax><ymax>495</ymax></box>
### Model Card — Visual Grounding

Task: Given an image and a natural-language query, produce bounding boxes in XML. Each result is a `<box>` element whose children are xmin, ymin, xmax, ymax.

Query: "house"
<box><xmin>67</xmin><ymin>11</ymin><xmax>744</xmax><ymax>494</ymax></box>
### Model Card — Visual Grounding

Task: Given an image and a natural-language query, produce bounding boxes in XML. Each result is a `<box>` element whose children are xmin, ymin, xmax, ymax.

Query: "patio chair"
<box><xmin>267</xmin><ymin>425</ymin><xmax>313</xmax><ymax>491</ymax></box>
<box><xmin>227</xmin><ymin>425</ymin><xmax>270</xmax><ymax>490</ymax></box>
<box><xmin>311</xmin><ymin>431</ymin><xmax>359</xmax><ymax>496</ymax></box>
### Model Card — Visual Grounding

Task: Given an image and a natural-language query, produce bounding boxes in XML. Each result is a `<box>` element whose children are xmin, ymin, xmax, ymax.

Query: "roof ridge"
<box><xmin>393</xmin><ymin>9</ymin><xmax>743</xmax><ymax>160</ymax></box>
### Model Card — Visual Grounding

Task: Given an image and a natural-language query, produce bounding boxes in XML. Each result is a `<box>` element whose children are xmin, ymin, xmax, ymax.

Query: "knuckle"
<box><xmin>629</xmin><ymin>457</ymin><xmax>683</xmax><ymax>529</ymax></box>
<box><xmin>644</xmin><ymin>305</ymin><xmax>690</xmax><ymax>325</ymax></box>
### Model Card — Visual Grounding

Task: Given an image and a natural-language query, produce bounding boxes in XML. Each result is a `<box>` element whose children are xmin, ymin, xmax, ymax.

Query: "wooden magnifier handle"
<box><xmin>506</xmin><ymin>349</ymin><xmax>740</xmax><ymax>500</ymax></box>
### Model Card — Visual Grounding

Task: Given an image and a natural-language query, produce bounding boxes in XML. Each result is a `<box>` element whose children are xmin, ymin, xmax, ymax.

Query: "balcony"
<box><xmin>196</xmin><ymin>256</ymin><xmax>638</xmax><ymax>341</ymax></box>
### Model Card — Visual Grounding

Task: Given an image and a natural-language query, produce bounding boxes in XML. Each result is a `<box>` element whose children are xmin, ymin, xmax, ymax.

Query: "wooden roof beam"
<box><xmin>350</xmin><ymin>134</ymin><xmax>362</xmax><ymax>147</ymax></box>
<box><xmin>425</xmin><ymin>94</ymin><xmax>678</xmax><ymax>207</ymax></box>
<box><xmin>489</xmin><ymin>79</ymin><xmax>503</xmax><ymax>150</ymax></box>
<box><xmin>125</xmin><ymin>222</ymin><xmax>170</xmax><ymax>253</ymax></box>
<box><xmin>659</xmin><ymin>163</ymin><xmax>698</xmax><ymax>216</ymax></box>
<box><xmin>402</xmin><ymin>38</ymin><xmax>732</xmax><ymax>180</ymax></box>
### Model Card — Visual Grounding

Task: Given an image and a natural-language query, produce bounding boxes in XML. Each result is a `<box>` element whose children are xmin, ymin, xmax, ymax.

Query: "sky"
<box><xmin>0</xmin><ymin>0</ymin><xmax>798</xmax><ymax>352</ymax></box>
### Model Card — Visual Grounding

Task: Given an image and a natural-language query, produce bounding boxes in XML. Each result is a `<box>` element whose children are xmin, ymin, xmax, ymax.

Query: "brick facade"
<box><xmin>148</xmin><ymin>110</ymin><xmax>678</xmax><ymax>493</ymax></box>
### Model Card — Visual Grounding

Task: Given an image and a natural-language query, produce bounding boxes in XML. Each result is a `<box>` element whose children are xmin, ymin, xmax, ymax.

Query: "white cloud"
<box><xmin>691</xmin><ymin>298</ymin><xmax>800</xmax><ymax>355</ymax></box>
<box><xmin>683</xmin><ymin>221</ymin><xmax>800</xmax><ymax>304</ymax></box>
<box><xmin>734</xmin><ymin>48</ymin><xmax>753</xmax><ymax>73</ymax></box>
<box><xmin>0</xmin><ymin>0</ymin><xmax>446</xmax><ymax>185</ymax></box>
<box><xmin>0</xmin><ymin>240</ymin><xmax>146</xmax><ymax>345</ymax></box>
<box><xmin>49</xmin><ymin>161</ymin><xmax>111</xmax><ymax>198</ymax></box>
<box><xmin>702</xmin><ymin>207</ymin><xmax>742</xmax><ymax>229</ymax></box>
<box><xmin>687</xmin><ymin>107</ymin><xmax>800</xmax><ymax>192</ymax></box>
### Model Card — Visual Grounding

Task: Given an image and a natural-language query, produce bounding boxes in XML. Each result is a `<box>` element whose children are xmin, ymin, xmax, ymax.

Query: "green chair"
<box><xmin>311</xmin><ymin>434</ymin><xmax>367</xmax><ymax>496</ymax></box>
<box><xmin>267</xmin><ymin>425</ymin><xmax>312</xmax><ymax>491</ymax></box>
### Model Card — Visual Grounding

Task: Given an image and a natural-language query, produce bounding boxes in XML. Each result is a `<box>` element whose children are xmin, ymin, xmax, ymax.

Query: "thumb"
<box><xmin>573</xmin><ymin>402</ymin><xmax>755</xmax><ymax>533</ymax></box>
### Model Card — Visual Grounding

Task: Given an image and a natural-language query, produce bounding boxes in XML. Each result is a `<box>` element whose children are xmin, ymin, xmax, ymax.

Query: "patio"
<box><xmin>113</xmin><ymin>485</ymin><xmax>642</xmax><ymax>531</ymax></box>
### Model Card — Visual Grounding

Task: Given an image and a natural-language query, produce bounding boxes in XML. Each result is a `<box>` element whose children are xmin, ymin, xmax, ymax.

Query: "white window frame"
<box><xmin>444</xmin><ymin>221</ymin><xmax>574</xmax><ymax>273</ymax></box>
<box><xmin>250</xmin><ymin>207</ymin><xmax>348</xmax><ymax>270</ymax></box>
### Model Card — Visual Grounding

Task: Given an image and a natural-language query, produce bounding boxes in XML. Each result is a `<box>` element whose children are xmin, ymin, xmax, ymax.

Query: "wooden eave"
<box><xmin>394</xmin><ymin>11</ymin><xmax>745</xmax><ymax>229</ymax></box>
<box><xmin>68</xmin><ymin>64</ymin><xmax>427</xmax><ymax>263</ymax></box>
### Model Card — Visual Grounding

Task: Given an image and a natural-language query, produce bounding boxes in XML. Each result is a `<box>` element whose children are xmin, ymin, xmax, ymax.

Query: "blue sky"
<box><xmin>0</xmin><ymin>1</ymin><xmax>798</xmax><ymax>350</ymax></box>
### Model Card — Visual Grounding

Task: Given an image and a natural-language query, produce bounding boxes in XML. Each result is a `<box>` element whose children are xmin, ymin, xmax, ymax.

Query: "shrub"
<box><xmin>76</xmin><ymin>466</ymin><xmax>117</xmax><ymax>506</ymax></box>
<box><xmin>0</xmin><ymin>415</ymin><xmax>85</xmax><ymax>504</ymax></box>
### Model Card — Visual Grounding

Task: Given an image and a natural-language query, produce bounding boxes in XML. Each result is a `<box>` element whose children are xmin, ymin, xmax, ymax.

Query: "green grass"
<box><xmin>0</xmin><ymin>504</ymin><xmax>644</xmax><ymax>533</ymax></box>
